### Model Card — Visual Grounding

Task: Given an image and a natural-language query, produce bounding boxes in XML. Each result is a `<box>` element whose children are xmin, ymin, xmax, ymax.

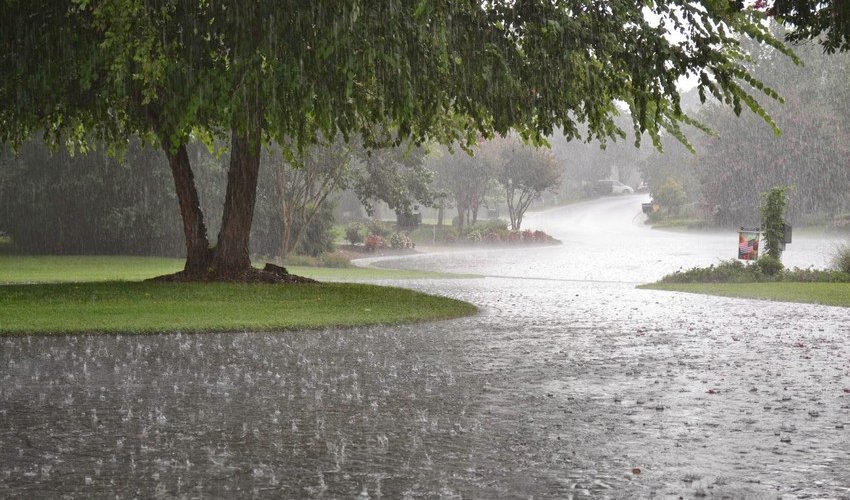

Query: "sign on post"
<box><xmin>738</xmin><ymin>228</ymin><xmax>760</xmax><ymax>261</ymax></box>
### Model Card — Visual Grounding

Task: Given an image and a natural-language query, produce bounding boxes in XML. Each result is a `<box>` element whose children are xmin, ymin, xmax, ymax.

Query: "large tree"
<box><xmin>1</xmin><ymin>1</ymin><xmax>794</xmax><ymax>281</ymax></box>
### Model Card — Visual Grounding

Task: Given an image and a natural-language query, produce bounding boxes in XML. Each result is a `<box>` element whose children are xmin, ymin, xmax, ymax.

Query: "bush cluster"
<box><xmin>345</xmin><ymin>222</ymin><xmax>365</xmax><ymax>245</ymax></box>
<box><xmin>831</xmin><ymin>242</ymin><xmax>850</xmax><ymax>274</ymax></box>
<box><xmin>364</xmin><ymin>234</ymin><xmax>386</xmax><ymax>252</ymax></box>
<box><xmin>427</xmin><ymin>220</ymin><xmax>559</xmax><ymax>246</ymax></box>
<box><xmin>659</xmin><ymin>258</ymin><xmax>850</xmax><ymax>284</ymax></box>
<box><xmin>389</xmin><ymin>232</ymin><xmax>414</xmax><ymax>249</ymax></box>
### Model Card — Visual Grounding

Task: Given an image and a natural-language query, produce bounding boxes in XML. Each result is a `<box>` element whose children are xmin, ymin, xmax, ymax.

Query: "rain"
<box><xmin>2</xmin><ymin>2</ymin><xmax>850</xmax><ymax>499</ymax></box>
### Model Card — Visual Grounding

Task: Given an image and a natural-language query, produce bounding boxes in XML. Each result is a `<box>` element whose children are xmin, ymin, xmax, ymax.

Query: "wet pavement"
<box><xmin>2</xmin><ymin>195</ymin><xmax>850</xmax><ymax>498</ymax></box>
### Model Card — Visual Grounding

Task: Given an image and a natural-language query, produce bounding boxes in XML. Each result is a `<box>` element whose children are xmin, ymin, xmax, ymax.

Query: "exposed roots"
<box><xmin>147</xmin><ymin>263</ymin><xmax>317</xmax><ymax>284</ymax></box>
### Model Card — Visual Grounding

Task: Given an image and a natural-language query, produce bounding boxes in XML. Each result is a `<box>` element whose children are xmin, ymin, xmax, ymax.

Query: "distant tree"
<box><xmin>269</xmin><ymin>139</ymin><xmax>352</xmax><ymax>260</ymax></box>
<box><xmin>695</xmin><ymin>30</ymin><xmax>850</xmax><ymax>226</ymax></box>
<box><xmin>349</xmin><ymin>141</ymin><xmax>433</xmax><ymax>219</ymax></box>
<box><xmin>759</xmin><ymin>0</ymin><xmax>850</xmax><ymax>53</ymax></box>
<box><xmin>549</xmin><ymin>115</ymin><xmax>651</xmax><ymax>200</ymax></box>
<box><xmin>637</xmin><ymin>24</ymin><xmax>850</xmax><ymax>228</ymax></box>
<box><xmin>654</xmin><ymin>177</ymin><xmax>688</xmax><ymax>216</ymax></box>
<box><xmin>263</xmin><ymin>136</ymin><xmax>432</xmax><ymax>259</ymax></box>
<box><xmin>429</xmin><ymin>146</ymin><xmax>493</xmax><ymax>234</ymax></box>
<box><xmin>0</xmin><ymin>139</ymin><xmax>183</xmax><ymax>255</ymax></box>
<box><xmin>492</xmin><ymin>138</ymin><xmax>562</xmax><ymax>230</ymax></box>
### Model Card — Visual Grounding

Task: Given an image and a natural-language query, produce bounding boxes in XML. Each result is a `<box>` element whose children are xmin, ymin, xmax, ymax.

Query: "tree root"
<box><xmin>147</xmin><ymin>263</ymin><xmax>317</xmax><ymax>284</ymax></box>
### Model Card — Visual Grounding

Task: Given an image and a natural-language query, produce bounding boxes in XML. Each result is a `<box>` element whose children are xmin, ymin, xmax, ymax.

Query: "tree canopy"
<box><xmin>0</xmin><ymin>1</ymin><xmax>799</xmax><ymax>279</ymax></box>
<box><xmin>760</xmin><ymin>0</ymin><xmax>850</xmax><ymax>53</ymax></box>
<box><xmin>639</xmin><ymin>27</ymin><xmax>850</xmax><ymax>227</ymax></box>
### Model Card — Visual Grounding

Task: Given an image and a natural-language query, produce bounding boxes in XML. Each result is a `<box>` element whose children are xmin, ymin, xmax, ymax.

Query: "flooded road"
<box><xmin>2</xmin><ymin>196</ymin><xmax>849</xmax><ymax>498</ymax></box>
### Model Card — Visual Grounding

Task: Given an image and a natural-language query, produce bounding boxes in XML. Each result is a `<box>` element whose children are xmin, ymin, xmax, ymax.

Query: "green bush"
<box><xmin>470</xmin><ymin>219</ymin><xmax>509</xmax><ymax>234</ymax></box>
<box><xmin>293</xmin><ymin>203</ymin><xmax>336</xmax><ymax>257</ymax></box>
<box><xmin>660</xmin><ymin>259</ymin><xmax>762</xmax><ymax>284</ymax></box>
<box><xmin>345</xmin><ymin>222</ymin><xmax>365</xmax><ymax>245</ymax></box>
<box><xmin>366</xmin><ymin>220</ymin><xmax>391</xmax><ymax>238</ymax></box>
<box><xmin>389</xmin><ymin>232</ymin><xmax>414</xmax><ymax>249</ymax></box>
<box><xmin>760</xmin><ymin>187</ymin><xmax>788</xmax><ymax>261</ymax></box>
<box><xmin>654</xmin><ymin>177</ymin><xmax>686</xmax><ymax>214</ymax></box>
<box><xmin>658</xmin><ymin>258</ymin><xmax>850</xmax><ymax>284</ymax></box>
<box><xmin>831</xmin><ymin>242</ymin><xmax>850</xmax><ymax>274</ymax></box>
<box><xmin>757</xmin><ymin>255</ymin><xmax>784</xmax><ymax>276</ymax></box>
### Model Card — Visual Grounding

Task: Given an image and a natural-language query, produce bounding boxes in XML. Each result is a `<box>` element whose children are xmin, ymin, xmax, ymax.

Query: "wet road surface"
<box><xmin>2</xmin><ymin>195</ymin><xmax>849</xmax><ymax>498</ymax></box>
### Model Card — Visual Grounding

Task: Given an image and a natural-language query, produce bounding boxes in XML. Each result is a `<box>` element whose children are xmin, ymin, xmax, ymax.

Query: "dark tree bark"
<box><xmin>212</xmin><ymin>120</ymin><xmax>263</xmax><ymax>275</ymax></box>
<box><xmin>162</xmin><ymin>142</ymin><xmax>212</xmax><ymax>274</ymax></box>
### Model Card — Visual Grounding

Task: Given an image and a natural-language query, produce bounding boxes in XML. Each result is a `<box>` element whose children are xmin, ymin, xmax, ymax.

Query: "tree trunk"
<box><xmin>506</xmin><ymin>187</ymin><xmax>518</xmax><ymax>230</ymax></box>
<box><xmin>162</xmin><ymin>143</ymin><xmax>211</xmax><ymax>274</ymax></box>
<box><xmin>213</xmin><ymin>123</ymin><xmax>263</xmax><ymax>274</ymax></box>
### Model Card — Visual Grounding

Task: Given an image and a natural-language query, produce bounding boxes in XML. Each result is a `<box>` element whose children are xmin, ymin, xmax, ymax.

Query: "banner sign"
<box><xmin>738</xmin><ymin>230</ymin><xmax>760</xmax><ymax>261</ymax></box>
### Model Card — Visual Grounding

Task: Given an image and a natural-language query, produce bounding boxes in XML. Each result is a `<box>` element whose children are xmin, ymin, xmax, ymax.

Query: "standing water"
<box><xmin>2</xmin><ymin>195</ymin><xmax>849</xmax><ymax>498</ymax></box>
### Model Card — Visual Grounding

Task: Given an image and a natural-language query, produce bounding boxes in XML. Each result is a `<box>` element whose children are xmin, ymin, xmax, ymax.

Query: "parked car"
<box><xmin>596</xmin><ymin>180</ymin><xmax>634</xmax><ymax>195</ymax></box>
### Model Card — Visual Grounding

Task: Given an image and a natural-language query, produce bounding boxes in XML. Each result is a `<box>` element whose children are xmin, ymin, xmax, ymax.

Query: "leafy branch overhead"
<box><xmin>0</xmin><ymin>0</ymin><xmax>833</xmax><ymax>280</ymax></box>
<box><xmin>2</xmin><ymin>1</ymin><xmax>798</xmax><ymax>150</ymax></box>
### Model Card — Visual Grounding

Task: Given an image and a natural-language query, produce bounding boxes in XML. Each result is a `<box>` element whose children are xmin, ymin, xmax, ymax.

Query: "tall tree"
<box><xmin>429</xmin><ymin>145</ymin><xmax>494</xmax><ymax>234</ymax></box>
<box><xmin>269</xmin><ymin>140</ymin><xmax>353</xmax><ymax>260</ymax></box>
<box><xmin>1</xmin><ymin>1</ymin><xmax>794</xmax><ymax>281</ymax></box>
<box><xmin>492</xmin><ymin>138</ymin><xmax>562</xmax><ymax>230</ymax></box>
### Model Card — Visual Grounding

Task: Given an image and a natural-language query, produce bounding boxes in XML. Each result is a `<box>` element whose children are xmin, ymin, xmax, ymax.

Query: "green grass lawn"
<box><xmin>0</xmin><ymin>255</ymin><xmax>478</xmax><ymax>334</ymax></box>
<box><xmin>640</xmin><ymin>282</ymin><xmax>850</xmax><ymax>307</ymax></box>
<box><xmin>0</xmin><ymin>255</ymin><xmax>475</xmax><ymax>284</ymax></box>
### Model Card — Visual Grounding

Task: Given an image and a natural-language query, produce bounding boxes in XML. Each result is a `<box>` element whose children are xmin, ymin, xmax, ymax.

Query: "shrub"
<box><xmin>471</xmin><ymin>219</ymin><xmax>509</xmax><ymax>233</ymax></box>
<box><xmin>366</xmin><ymin>220</ymin><xmax>390</xmax><ymax>238</ymax></box>
<box><xmin>389</xmin><ymin>232</ymin><xmax>414</xmax><ymax>249</ymax></box>
<box><xmin>659</xmin><ymin>259</ymin><xmax>762</xmax><ymax>284</ymax></box>
<box><xmin>831</xmin><ymin>242</ymin><xmax>850</xmax><ymax>274</ymax></box>
<box><xmin>654</xmin><ymin>177</ymin><xmax>686</xmax><ymax>214</ymax></box>
<box><xmin>345</xmin><ymin>222</ymin><xmax>365</xmax><ymax>245</ymax></box>
<box><xmin>757</xmin><ymin>255</ymin><xmax>784</xmax><ymax>276</ymax></box>
<box><xmin>521</xmin><ymin>229</ymin><xmax>535</xmax><ymax>242</ymax></box>
<box><xmin>657</xmin><ymin>259</ymin><xmax>850</xmax><ymax>284</ymax></box>
<box><xmin>485</xmin><ymin>231</ymin><xmax>502</xmax><ymax>243</ymax></box>
<box><xmin>364</xmin><ymin>234</ymin><xmax>386</xmax><ymax>252</ymax></box>
<box><xmin>293</xmin><ymin>203</ymin><xmax>336</xmax><ymax>257</ymax></box>
<box><xmin>469</xmin><ymin>220</ymin><xmax>510</xmax><ymax>244</ymax></box>
<box><xmin>760</xmin><ymin>187</ymin><xmax>788</xmax><ymax>261</ymax></box>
